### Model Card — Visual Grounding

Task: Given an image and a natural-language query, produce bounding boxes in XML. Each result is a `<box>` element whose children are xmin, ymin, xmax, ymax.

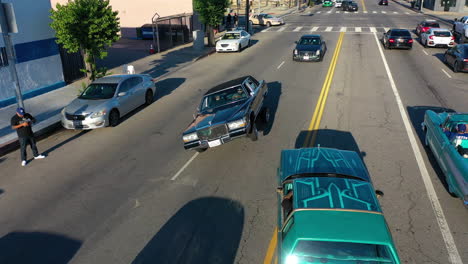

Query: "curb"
<box><xmin>194</xmin><ymin>48</ymin><xmax>216</xmax><ymax>62</ymax></box>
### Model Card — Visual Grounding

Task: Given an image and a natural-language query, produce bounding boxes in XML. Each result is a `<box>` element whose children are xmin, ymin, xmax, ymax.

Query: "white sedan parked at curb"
<box><xmin>216</xmin><ymin>30</ymin><xmax>251</xmax><ymax>53</ymax></box>
<box><xmin>420</xmin><ymin>28</ymin><xmax>456</xmax><ymax>48</ymax></box>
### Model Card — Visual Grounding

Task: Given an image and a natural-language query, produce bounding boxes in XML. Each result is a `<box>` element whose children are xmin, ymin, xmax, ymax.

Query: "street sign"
<box><xmin>0</xmin><ymin>3</ymin><xmax>18</xmax><ymax>33</ymax></box>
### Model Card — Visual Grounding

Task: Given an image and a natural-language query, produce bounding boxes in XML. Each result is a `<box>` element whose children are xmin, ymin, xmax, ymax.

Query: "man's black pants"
<box><xmin>19</xmin><ymin>136</ymin><xmax>39</xmax><ymax>161</ymax></box>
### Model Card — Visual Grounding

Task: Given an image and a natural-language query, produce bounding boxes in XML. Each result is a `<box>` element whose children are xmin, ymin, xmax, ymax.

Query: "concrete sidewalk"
<box><xmin>391</xmin><ymin>0</ymin><xmax>468</xmax><ymax>23</ymax></box>
<box><xmin>0</xmin><ymin>4</ymin><xmax>302</xmax><ymax>156</ymax></box>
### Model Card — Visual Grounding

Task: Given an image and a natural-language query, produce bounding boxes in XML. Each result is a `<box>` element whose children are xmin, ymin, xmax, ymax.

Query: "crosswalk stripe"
<box><xmin>373</xmin><ymin>11</ymin><xmax>377</xmax><ymax>13</ymax></box>
<box><xmin>340</xmin><ymin>27</ymin><xmax>347</xmax><ymax>32</ymax></box>
<box><xmin>405</xmin><ymin>12</ymin><xmax>410</xmax><ymax>14</ymax></box>
<box><xmin>317</xmin><ymin>11</ymin><xmax>322</xmax><ymax>13</ymax></box>
<box><xmin>355</xmin><ymin>11</ymin><xmax>359</xmax><ymax>13</ymax></box>
<box><xmin>336</xmin><ymin>11</ymin><xmax>341</xmax><ymax>13</ymax></box>
<box><xmin>364</xmin><ymin>11</ymin><xmax>368</xmax><ymax>13</ymax></box>
<box><xmin>327</xmin><ymin>10</ymin><xmax>332</xmax><ymax>13</ymax></box>
<box><xmin>384</xmin><ymin>27</ymin><xmax>390</xmax><ymax>32</ymax></box>
<box><xmin>393</xmin><ymin>11</ymin><xmax>398</xmax><ymax>14</ymax></box>
<box><xmin>311</xmin><ymin>26</ymin><xmax>319</xmax><ymax>32</ymax></box>
<box><xmin>370</xmin><ymin>27</ymin><xmax>377</xmax><ymax>33</ymax></box>
<box><xmin>344</xmin><ymin>11</ymin><xmax>349</xmax><ymax>13</ymax></box>
<box><xmin>382</xmin><ymin>11</ymin><xmax>386</xmax><ymax>13</ymax></box>
<box><xmin>325</xmin><ymin>27</ymin><xmax>333</xmax><ymax>32</ymax></box>
<box><xmin>293</xmin><ymin>26</ymin><xmax>303</xmax><ymax>32</ymax></box>
<box><xmin>278</xmin><ymin>27</ymin><xmax>286</xmax><ymax>32</ymax></box>
<box><xmin>355</xmin><ymin>27</ymin><xmax>362</xmax><ymax>32</ymax></box>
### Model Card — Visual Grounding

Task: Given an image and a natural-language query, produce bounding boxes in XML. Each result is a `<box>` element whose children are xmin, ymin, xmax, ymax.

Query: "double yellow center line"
<box><xmin>262</xmin><ymin>32</ymin><xmax>345</xmax><ymax>264</ymax></box>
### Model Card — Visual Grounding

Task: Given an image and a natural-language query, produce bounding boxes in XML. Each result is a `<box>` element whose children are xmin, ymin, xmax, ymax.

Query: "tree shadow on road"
<box><xmin>406</xmin><ymin>105</ymin><xmax>456</xmax><ymax>195</ymax></box>
<box><xmin>0</xmin><ymin>231</ymin><xmax>81</xmax><ymax>264</ymax></box>
<box><xmin>259</xmin><ymin>81</ymin><xmax>282</xmax><ymax>136</ymax></box>
<box><xmin>131</xmin><ymin>197</ymin><xmax>244</xmax><ymax>264</ymax></box>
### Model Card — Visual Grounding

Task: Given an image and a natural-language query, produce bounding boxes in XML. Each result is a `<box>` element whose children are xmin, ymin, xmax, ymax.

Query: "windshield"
<box><xmin>390</xmin><ymin>30</ymin><xmax>411</xmax><ymax>37</ymax></box>
<box><xmin>433</xmin><ymin>31</ymin><xmax>451</xmax><ymax>37</ymax></box>
<box><xmin>299</xmin><ymin>38</ymin><xmax>321</xmax><ymax>45</ymax></box>
<box><xmin>292</xmin><ymin>240</ymin><xmax>395</xmax><ymax>263</ymax></box>
<box><xmin>79</xmin><ymin>83</ymin><xmax>117</xmax><ymax>100</ymax></box>
<box><xmin>263</xmin><ymin>14</ymin><xmax>274</xmax><ymax>18</ymax></box>
<box><xmin>201</xmin><ymin>86</ymin><xmax>248</xmax><ymax>111</ymax></box>
<box><xmin>222</xmin><ymin>33</ymin><xmax>240</xmax><ymax>40</ymax></box>
<box><xmin>423</xmin><ymin>22</ymin><xmax>439</xmax><ymax>27</ymax></box>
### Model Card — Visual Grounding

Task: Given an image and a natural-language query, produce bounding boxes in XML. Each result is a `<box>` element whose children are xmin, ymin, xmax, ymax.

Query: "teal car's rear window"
<box><xmin>293</xmin><ymin>240</ymin><xmax>395</xmax><ymax>263</ymax></box>
<box><xmin>294</xmin><ymin>178</ymin><xmax>381</xmax><ymax>212</ymax></box>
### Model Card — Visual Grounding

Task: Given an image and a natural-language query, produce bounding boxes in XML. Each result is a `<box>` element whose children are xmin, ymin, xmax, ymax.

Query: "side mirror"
<box><xmin>294</xmin><ymin>41</ymin><xmax>298</xmax><ymax>44</ymax></box>
<box><xmin>375</xmin><ymin>190</ymin><xmax>384</xmax><ymax>198</ymax></box>
<box><xmin>276</xmin><ymin>186</ymin><xmax>283</xmax><ymax>194</ymax></box>
<box><xmin>118</xmin><ymin>92</ymin><xmax>126</xmax><ymax>97</ymax></box>
<box><xmin>454</xmin><ymin>18</ymin><xmax>458</xmax><ymax>21</ymax></box>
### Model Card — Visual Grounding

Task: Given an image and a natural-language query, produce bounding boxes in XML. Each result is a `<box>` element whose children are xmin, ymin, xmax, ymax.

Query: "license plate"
<box><xmin>208</xmin><ymin>139</ymin><xmax>222</xmax><ymax>148</ymax></box>
<box><xmin>73</xmin><ymin>120</ymin><xmax>82</xmax><ymax>128</ymax></box>
<box><xmin>303</xmin><ymin>55</ymin><xmax>309</xmax><ymax>60</ymax></box>
<box><xmin>399</xmin><ymin>39</ymin><xmax>404</xmax><ymax>43</ymax></box>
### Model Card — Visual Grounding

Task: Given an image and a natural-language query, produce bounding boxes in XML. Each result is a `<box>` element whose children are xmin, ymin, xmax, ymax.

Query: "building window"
<box><xmin>0</xmin><ymin>47</ymin><xmax>8</xmax><ymax>67</ymax></box>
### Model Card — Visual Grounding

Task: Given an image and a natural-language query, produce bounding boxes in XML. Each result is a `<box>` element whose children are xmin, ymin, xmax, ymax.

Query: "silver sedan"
<box><xmin>61</xmin><ymin>74</ymin><xmax>156</xmax><ymax>129</ymax></box>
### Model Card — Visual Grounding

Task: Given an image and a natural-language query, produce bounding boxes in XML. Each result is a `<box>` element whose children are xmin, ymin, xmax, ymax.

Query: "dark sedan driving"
<box><xmin>444</xmin><ymin>44</ymin><xmax>468</xmax><ymax>73</ymax></box>
<box><xmin>382</xmin><ymin>29</ymin><xmax>413</xmax><ymax>50</ymax></box>
<box><xmin>293</xmin><ymin>35</ymin><xmax>327</xmax><ymax>62</ymax></box>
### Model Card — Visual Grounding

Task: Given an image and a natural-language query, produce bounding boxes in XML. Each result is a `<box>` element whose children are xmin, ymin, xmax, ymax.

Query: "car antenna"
<box><xmin>317</xmin><ymin>144</ymin><xmax>321</xmax><ymax>148</ymax></box>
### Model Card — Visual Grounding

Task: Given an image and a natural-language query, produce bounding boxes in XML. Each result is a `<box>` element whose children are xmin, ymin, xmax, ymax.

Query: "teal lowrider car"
<box><xmin>323</xmin><ymin>0</ymin><xmax>334</xmax><ymax>7</ymax></box>
<box><xmin>422</xmin><ymin>111</ymin><xmax>468</xmax><ymax>207</ymax></box>
<box><xmin>277</xmin><ymin>147</ymin><xmax>401</xmax><ymax>264</ymax></box>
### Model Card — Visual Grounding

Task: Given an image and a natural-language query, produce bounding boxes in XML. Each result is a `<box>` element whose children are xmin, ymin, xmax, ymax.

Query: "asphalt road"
<box><xmin>0</xmin><ymin>1</ymin><xmax>467</xmax><ymax>263</ymax></box>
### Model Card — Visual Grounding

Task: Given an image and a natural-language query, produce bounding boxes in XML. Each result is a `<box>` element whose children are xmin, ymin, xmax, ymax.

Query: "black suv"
<box><xmin>342</xmin><ymin>1</ymin><xmax>358</xmax><ymax>11</ymax></box>
<box><xmin>382</xmin><ymin>29</ymin><xmax>414</xmax><ymax>50</ymax></box>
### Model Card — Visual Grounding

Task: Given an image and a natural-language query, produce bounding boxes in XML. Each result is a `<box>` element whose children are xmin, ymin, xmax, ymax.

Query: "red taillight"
<box><xmin>429</xmin><ymin>35</ymin><xmax>434</xmax><ymax>40</ymax></box>
<box><xmin>422</xmin><ymin>27</ymin><xmax>430</xmax><ymax>32</ymax></box>
<box><xmin>451</xmin><ymin>36</ymin><xmax>455</xmax><ymax>40</ymax></box>
<box><xmin>464</xmin><ymin>59</ymin><xmax>468</xmax><ymax>62</ymax></box>
<box><xmin>389</xmin><ymin>39</ymin><xmax>395</xmax><ymax>43</ymax></box>
<box><xmin>408</xmin><ymin>39</ymin><xmax>414</xmax><ymax>43</ymax></box>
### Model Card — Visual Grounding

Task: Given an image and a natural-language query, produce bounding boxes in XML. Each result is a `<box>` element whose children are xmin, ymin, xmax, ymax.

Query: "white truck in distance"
<box><xmin>453</xmin><ymin>16</ymin><xmax>468</xmax><ymax>42</ymax></box>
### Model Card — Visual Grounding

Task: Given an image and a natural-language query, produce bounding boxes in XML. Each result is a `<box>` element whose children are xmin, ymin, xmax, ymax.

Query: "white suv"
<box><xmin>335</xmin><ymin>0</ymin><xmax>343</xmax><ymax>7</ymax></box>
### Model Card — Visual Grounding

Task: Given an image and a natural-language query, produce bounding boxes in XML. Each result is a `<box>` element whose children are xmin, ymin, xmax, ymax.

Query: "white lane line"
<box><xmin>278</xmin><ymin>27</ymin><xmax>286</xmax><ymax>32</ymax></box>
<box><xmin>422</xmin><ymin>49</ymin><xmax>429</xmax><ymax>55</ymax></box>
<box><xmin>442</xmin><ymin>68</ymin><xmax>452</xmax><ymax>78</ymax></box>
<box><xmin>370</xmin><ymin>27</ymin><xmax>377</xmax><ymax>33</ymax></box>
<box><xmin>344</xmin><ymin>11</ymin><xmax>349</xmax><ymax>13</ymax></box>
<box><xmin>293</xmin><ymin>26</ymin><xmax>303</xmax><ymax>32</ymax></box>
<box><xmin>340</xmin><ymin>27</ymin><xmax>347</xmax><ymax>32</ymax></box>
<box><xmin>355</xmin><ymin>27</ymin><xmax>362</xmax><ymax>32</ymax></box>
<box><xmin>372</xmin><ymin>32</ymin><xmax>463</xmax><ymax>264</ymax></box>
<box><xmin>311</xmin><ymin>26</ymin><xmax>319</xmax><ymax>32</ymax></box>
<box><xmin>171</xmin><ymin>153</ymin><xmax>199</xmax><ymax>181</ymax></box>
<box><xmin>277</xmin><ymin>61</ymin><xmax>285</xmax><ymax>69</ymax></box>
<box><xmin>384</xmin><ymin>27</ymin><xmax>390</xmax><ymax>32</ymax></box>
<box><xmin>325</xmin><ymin>26</ymin><xmax>333</xmax><ymax>32</ymax></box>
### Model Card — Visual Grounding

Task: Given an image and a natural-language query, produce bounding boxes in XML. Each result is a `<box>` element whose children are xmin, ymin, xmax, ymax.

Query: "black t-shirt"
<box><xmin>11</xmin><ymin>113</ymin><xmax>35</xmax><ymax>138</ymax></box>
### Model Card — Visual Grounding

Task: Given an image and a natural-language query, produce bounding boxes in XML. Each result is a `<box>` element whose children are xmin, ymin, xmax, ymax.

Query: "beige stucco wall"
<box><xmin>50</xmin><ymin>0</ymin><xmax>193</xmax><ymax>28</ymax></box>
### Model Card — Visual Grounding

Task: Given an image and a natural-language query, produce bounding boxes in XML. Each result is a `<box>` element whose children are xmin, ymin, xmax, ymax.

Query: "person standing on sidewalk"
<box><xmin>227</xmin><ymin>13</ymin><xmax>232</xmax><ymax>29</ymax></box>
<box><xmin>11</xmin><ymin>107</ymin><xmax>45</xmax><ymax>166</ymax></box>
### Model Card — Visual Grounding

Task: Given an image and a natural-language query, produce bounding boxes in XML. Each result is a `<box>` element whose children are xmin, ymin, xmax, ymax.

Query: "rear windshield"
<box><xmin>293</xmin><ymin>240</ymin><xmax>396</xmax><ymax>263</ymax></box>
<box><xmin>423</xmin><ymin>22</ymin><xmax>440</xmax><ymax>27</ymax></box>
<box><xmin>390</xmin><ymin>30</ymin><xmax>411</xmax><ymax>37</ymax></box>
<box><xmin>433</xmin><ymin>31</ymin><xmax>451</xmax><ymax>37</ymax></box>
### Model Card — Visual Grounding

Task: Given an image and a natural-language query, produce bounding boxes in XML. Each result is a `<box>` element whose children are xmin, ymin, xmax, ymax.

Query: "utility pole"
<box><xmin>245</xmin><ymin>0</ymin><xmax>250</xmax><ymax>33</ymax></box>
<box><xmin>0</xmin><ymin>2</ymin><xmax>23</xmax><ymax>109</ymax></box>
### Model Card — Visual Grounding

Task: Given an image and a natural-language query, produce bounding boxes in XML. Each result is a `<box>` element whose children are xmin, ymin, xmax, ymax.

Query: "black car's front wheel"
<box><xmin>249</xmin><ymin>122</ymin><xmax>258</xmax><ymax>141</ymax></box>
<box><xmin>108</xmin><ymin>110</ymin><xmax>120</xmax><ymax>127</ymax></box>
<box><xmin>260</xmin><ymin>107</ymin><xmax>271</xmax><ymax>124</ymax></box>
<box><xmin>144</xmin><ymin>90</ymin><xmax>154</xmax><ymax>106</ymax></box>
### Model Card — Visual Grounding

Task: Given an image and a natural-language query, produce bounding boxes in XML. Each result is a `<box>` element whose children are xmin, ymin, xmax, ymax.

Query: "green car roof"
<box><xmin>280</xmin><ymin>148</ymin><xmax>370</xmax><ymax>183</ymax></box>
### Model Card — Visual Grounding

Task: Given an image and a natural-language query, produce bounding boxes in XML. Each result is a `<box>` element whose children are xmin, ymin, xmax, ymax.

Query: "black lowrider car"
<box><xmin>382</xmin><ymin>29</ymin><xmax>413</xmax><ymax>50</ymax></box>
<box><xmin>293</xmin><ymin>34</ymin><xmax>327</xmax><ymax>62</ymax></box>
<box><xmin>182</xmin><ymin>76</ymin><xmax>270</xmax><ymax>152</ymax></box>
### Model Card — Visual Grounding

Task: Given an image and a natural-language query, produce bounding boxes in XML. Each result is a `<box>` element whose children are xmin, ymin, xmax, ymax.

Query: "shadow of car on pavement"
<box><xmin>258</xmin><ymin>81</ymin><xmax>282</xmax><ymax>136</ymax></box>
<box><xmin>406</xmin><ymin>105</ymin><xmax>456</xmax><ymax>195</ymax></box>
<box><xmin>131</xmin><ymin>197</ymin><xmax>244</xmax><ymax>264</ymax></box>
<box><xmin>0</xmin><ymin>231</ymin><xmax>81</xmax><ymax>264</ymax></box>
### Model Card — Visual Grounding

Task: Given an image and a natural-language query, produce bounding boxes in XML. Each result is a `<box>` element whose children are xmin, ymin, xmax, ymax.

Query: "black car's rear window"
<box><xmin>390</xmin><ymin>30</ymin><xmax>411</xmax><ymax>37</ymax></box>
<box><xmin>433</xmin><ymin>31</ymin><xmax>451</xmax><ymax>37</ymax></box>
<box><xmin>299</xmin><ymin>37</ymin><xmax>321</xmax><ymax>45</ymax></box>
<box><xmin>423</xmin><ymin>22</ymin><xmax>440</xmax><ymax>27</ymax></box>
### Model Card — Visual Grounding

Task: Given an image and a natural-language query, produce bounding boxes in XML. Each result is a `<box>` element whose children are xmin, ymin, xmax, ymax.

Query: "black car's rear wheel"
<box><xmin>453</xmin><ymin>61</ymin><xmax>459</xmax><ymax>73</ymax></box>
